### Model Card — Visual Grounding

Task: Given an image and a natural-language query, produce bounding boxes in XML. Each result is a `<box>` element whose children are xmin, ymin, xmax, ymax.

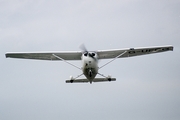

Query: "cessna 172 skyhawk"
<box><xmin>6</xmin><ymin>45</ymin><xmax>173</xmax><ymax>84</ymax></box>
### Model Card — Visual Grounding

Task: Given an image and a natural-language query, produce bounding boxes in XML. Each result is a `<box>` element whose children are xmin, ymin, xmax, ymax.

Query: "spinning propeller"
<box><xmin>79</xmin><ymin>44</ymin><xmax>96</xmax><ymax>59</ymax></box>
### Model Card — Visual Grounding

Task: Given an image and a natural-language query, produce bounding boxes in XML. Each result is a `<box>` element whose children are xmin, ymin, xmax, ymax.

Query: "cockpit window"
<box><xmin>84</xmin><ymin>53</ymin><xmax>88</xmax><ymax>56</ymax></box>
<box><xmin>92</xmin><ymin>53</ymin><xmax>95</xmax><ymax>56</ymax></box>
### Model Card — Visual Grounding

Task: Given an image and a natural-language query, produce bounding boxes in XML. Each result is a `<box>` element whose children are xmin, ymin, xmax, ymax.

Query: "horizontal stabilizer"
<box><xmin>93</xmin><ymin>78</ymin><xmax>116</xmax><ymax>82</ymax></box>
<box><xmin>66</xmin><ymin>79</ymin><xmax>89</xmax><ymax>83</ymax></box>
<box><xmin>66</xmin><ymin>78</ymin><xmax>116</xmax><ymax>83</ymax></box>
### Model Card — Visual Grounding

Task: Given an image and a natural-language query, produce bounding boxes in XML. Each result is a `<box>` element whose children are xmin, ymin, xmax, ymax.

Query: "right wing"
<box><xmin>97</xmin><ymin>45</ymin><xmax>173</xmax><ymax>59</ymax></box>
<box><xmin>5</xmin><ymin>51</ymin><xmax>82</xmax><ymax>61</ymax></box>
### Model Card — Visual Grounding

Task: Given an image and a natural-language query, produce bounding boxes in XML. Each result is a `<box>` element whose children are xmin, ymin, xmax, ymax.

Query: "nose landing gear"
<box><xmin>89</xmin><ymin>69</ymin><xmax>92</xmax><ymax>77</ymax></box>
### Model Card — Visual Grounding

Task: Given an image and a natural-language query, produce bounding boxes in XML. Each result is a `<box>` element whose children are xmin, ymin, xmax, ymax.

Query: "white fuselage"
<box><xmin>81</xmin><ymin>52</ymin><xmax>98</xmax><ymax>83</ymax></box>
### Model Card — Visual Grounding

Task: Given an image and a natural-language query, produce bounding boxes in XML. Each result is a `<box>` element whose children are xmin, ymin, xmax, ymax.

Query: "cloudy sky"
<box><xmin>0</xmin><ymin>0</ymin><xmax>180</xmax><ymax>120</ymax></box>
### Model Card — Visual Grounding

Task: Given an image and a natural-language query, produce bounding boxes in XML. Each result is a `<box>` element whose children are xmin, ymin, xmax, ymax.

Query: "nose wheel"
<box><xmin>89</xmin><ymin>70</ymin><xmax>92</xmax><ymax>77</ymax></box>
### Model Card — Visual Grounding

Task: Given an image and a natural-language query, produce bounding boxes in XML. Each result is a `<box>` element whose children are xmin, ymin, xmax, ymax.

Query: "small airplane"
<box><xmin>6</xmin><ymin>45</ymin><xmax>173</xmax><ymax>84</ymax></box>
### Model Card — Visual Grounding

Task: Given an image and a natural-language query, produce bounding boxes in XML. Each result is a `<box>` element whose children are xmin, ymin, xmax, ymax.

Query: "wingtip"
<box><xmin>167</xmin><ymin>45</ymin><xmax>174</xmax><ymax>51</ymax></box>
<box><xmin>170</xmin><ymin>45</ymin><xmax>174</xmax><ymax>51</ymax></box>
<box><xmin>5</xmin><ymin>53</ymin><xmax>8</xmax><ymax>58</ymax></box>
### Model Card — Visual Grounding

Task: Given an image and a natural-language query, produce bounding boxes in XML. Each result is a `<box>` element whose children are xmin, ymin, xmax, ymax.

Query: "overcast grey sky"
<box><xmin>0</xmin><ymin>0</ymin><xmax>180</xmax><ymax>120</ymax></box>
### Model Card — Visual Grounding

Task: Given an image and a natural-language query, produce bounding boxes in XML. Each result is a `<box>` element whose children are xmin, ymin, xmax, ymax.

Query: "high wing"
<box><xmin>6</xmin><ymin>51</ymin><xmax>82</xmax><ymax>60</ymax></box>
<box><xmin>97</xmin><ymin>45</ymin><xmax>173</xmax><ymax>59</ymax></box>
<box><xmin>6</xmin><ymin>45</ymin><xmax>173</xmax><ymax>60</ymax></box>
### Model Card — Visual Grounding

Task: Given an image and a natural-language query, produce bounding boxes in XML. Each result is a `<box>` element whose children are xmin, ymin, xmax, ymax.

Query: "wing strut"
<box><xmin>52</xmin><ymin>54</ymin><xmax>81</xmax><ymax>70</ymax></box>
<box><xmin>97</xmin><ymin>73</ymin><xmax>110</xmax><ymax>78</ymax></box>
<box><xmin>73</xmin><ymin>73</ymin><xmax>84</xmax><ymax>80</ymax></box>
<box><xmin>99</xmin><ymin>51</ymin><xmax>127</xmax><ymax>69</ymax></box>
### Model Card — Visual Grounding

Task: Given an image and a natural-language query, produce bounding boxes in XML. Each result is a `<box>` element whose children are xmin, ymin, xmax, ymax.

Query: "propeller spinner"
<box><xmin>79</xmin><ymin>44</ymin><xmax>97</xmax><ymax>60</ymax></box>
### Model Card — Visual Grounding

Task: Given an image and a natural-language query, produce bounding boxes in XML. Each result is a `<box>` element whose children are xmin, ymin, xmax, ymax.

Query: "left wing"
<box><xmin>97</xmin><ymin>45</ymin><xmax>173</xmax><ymax>59</ymax></box>
<box><xmin>5</xmin><ymin>51</ymin><xmax>82</xmax><ymax>60</ymax></box>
